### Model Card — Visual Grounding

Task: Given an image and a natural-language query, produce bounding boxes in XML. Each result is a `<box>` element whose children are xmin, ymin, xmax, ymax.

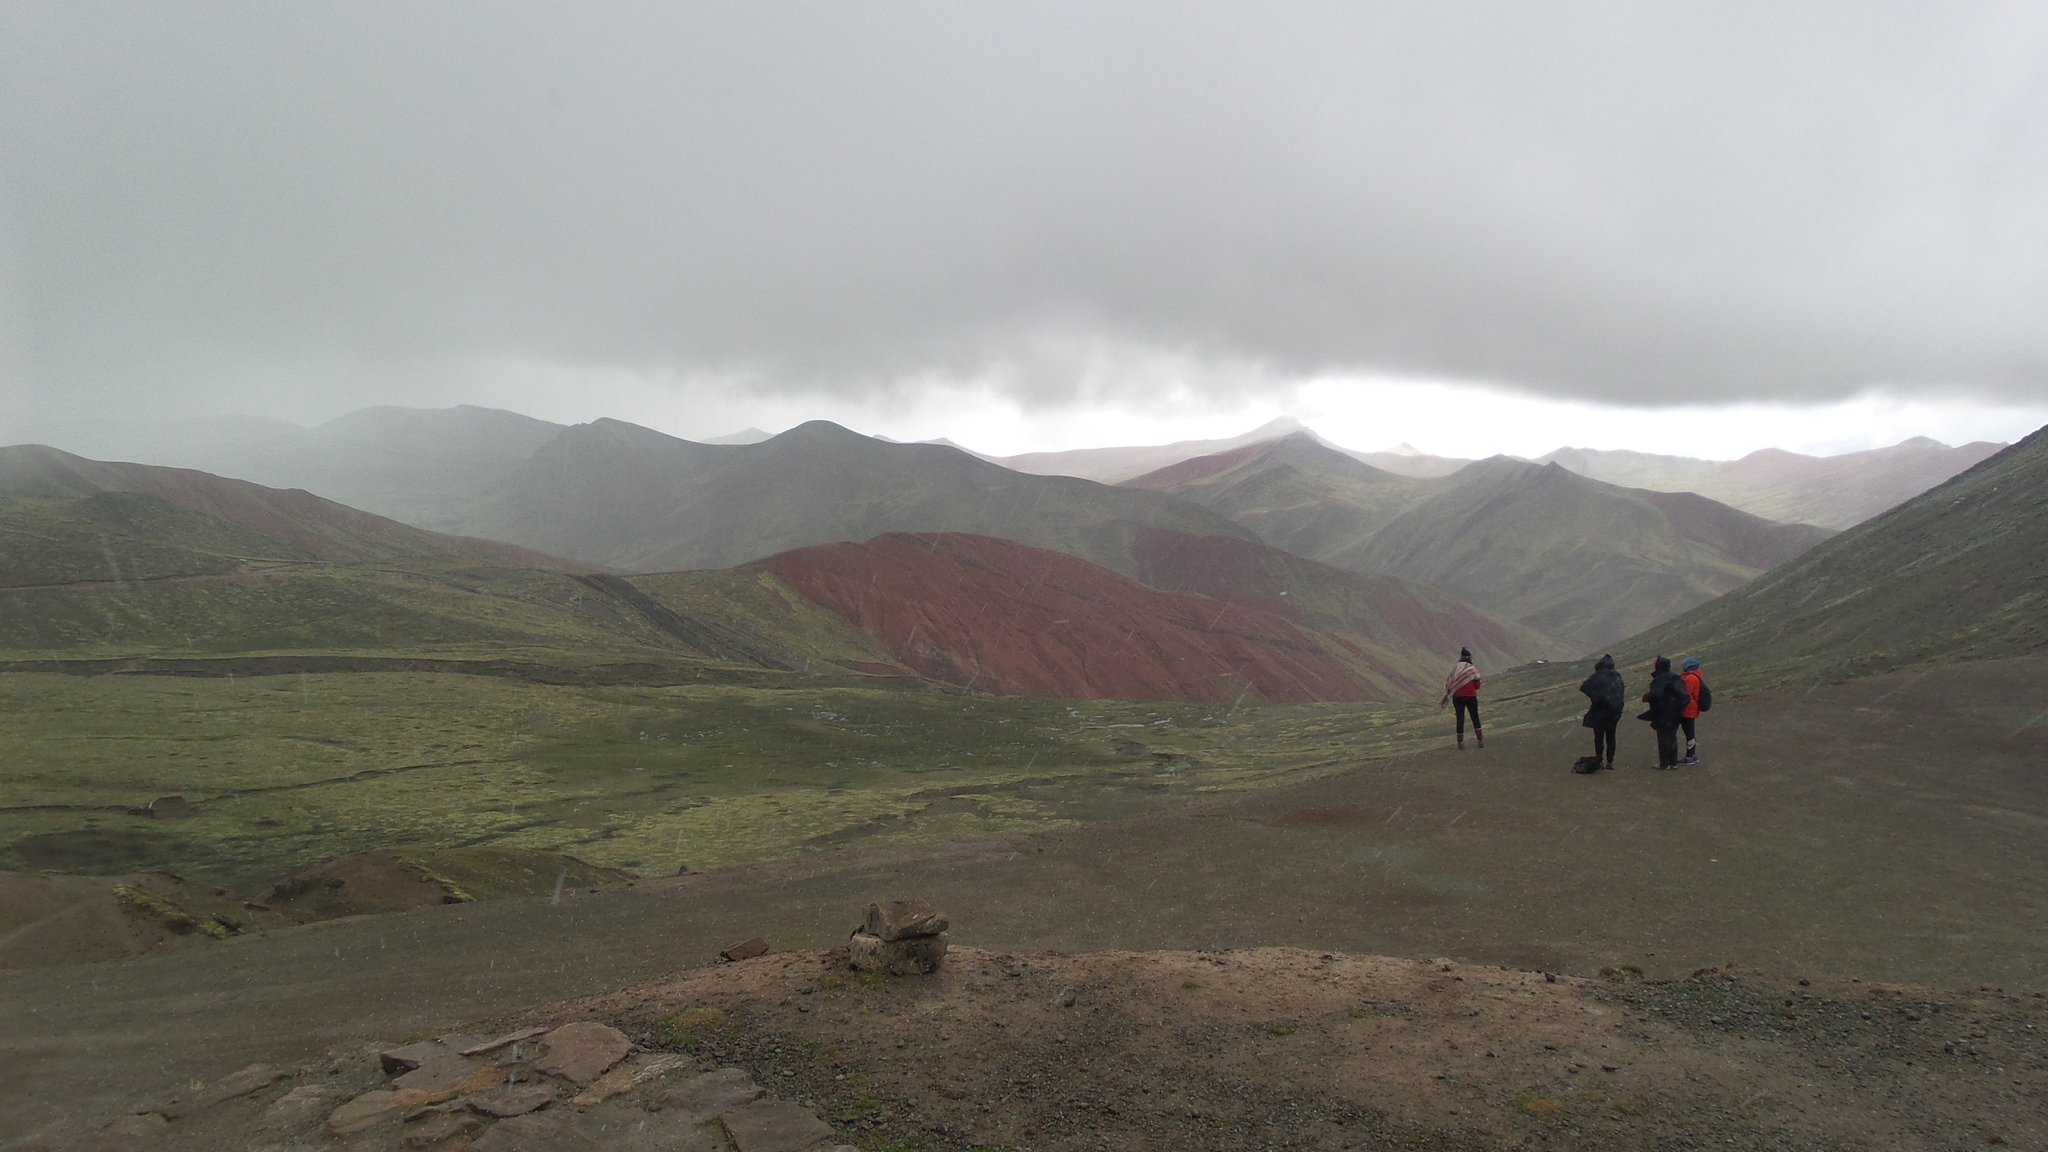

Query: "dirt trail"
<box><xmin>3</xmin><ymin>659</ymin><xmax>2045</xmax><ymax>1142</ymax></box>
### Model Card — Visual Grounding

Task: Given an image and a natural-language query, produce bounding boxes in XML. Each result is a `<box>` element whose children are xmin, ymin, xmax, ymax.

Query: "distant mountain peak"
<box><xmin>1242</xmin><ymin>415</ymin><xmax>1310</xmax><ymax>439</ymax></box>
<box><xmin>1387</xmin><ymin>441</ymin><xmax>1424</xmax><ymax>457</ymax></box>
<box><xmin>701</xmin><ymin>427</ymin><xmax>773</xmax><ymax>445</ymax></box>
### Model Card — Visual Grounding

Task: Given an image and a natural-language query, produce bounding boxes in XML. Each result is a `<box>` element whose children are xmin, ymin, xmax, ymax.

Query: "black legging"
<box><xmin>1452</xmin><ymin>695</ymin><xmax>1481</xmax><ymax>734</ymax></box>
<box><xmin>1592</xmin><ymin>718</ymin><xmax>1618</xmax><ymax>763</ymax></box>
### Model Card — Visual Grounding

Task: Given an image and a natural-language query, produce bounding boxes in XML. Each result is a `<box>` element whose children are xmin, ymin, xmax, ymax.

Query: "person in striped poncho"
<box><xmin>1439</xmin><ymin>648</ymin><xmax>1484</xmax><ymax>749</ymax></box>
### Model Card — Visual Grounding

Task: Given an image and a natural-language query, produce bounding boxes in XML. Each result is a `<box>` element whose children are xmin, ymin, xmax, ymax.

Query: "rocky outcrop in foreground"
<box><xmin>56</xmin><ymin>1020</ymin><xmax>856</xmax><ymax>1152</ymax></box>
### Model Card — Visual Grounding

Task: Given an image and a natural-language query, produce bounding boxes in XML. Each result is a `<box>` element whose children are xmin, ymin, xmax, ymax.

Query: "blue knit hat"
<box><xmin>1681</xmin><ymin>656</ymin><xmax>1702</xmax><ymax>671</ymax></box>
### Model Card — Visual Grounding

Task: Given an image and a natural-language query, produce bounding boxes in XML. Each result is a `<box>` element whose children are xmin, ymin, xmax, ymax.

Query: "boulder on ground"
<box><xmin>862</xmin><ymin>898</ymin><xmax>948</xmax><ymax>941</ymax></box>
<box><xmin>534</xmin><ymin>1020</ymin><xmax>632</xmax><ymax>1085</ymax></box>
<box><xmin>847</xmin><ymin>929</ymin><xmax>948</xmax><ymax>975</ymax></box>
<box><xmin>720</xmin><ymin>935</ymin><xmax>770</xmax><ymax>961</ymax></box>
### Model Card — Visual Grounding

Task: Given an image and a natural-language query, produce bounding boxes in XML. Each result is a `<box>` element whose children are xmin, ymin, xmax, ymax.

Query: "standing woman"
<box><xmin>1578</xmin><ymin>655</ymin><xmax>1624</xmax><ymax>770</ymax></box>
<box><xmin>1440</xmin><ymin>648</ymin><xmax>1484</xmax><ymax>749</ymax></box>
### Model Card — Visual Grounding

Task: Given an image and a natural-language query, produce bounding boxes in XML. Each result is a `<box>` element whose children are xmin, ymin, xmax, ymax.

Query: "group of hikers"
<box><xmin>1438</xmin><ymin>648</ymin><xmax>1710</xmax><ymax>770</ymax></box>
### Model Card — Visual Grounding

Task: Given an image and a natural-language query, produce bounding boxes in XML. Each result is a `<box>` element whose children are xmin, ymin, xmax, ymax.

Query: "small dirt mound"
<box><xmin>0</xmin><ymin>869</ymin><xmax>294</xmax><ymax>970</ymax></box>
<box><xmin>257</xmin><ymin>847</ymin><xmax>633</xmax><ymax>921</ymax></box>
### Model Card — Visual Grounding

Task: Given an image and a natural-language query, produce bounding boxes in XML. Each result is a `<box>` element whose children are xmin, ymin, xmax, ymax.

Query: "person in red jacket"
<box><xmin>1677</xmin><ymin>656</ymin><xmax>1705</xmax><ymax>764</ymax></box>
<box><xmin>1439</xmin><ymin>648</ymin><xmax>1483</xmax><ymax>749</ymax></box>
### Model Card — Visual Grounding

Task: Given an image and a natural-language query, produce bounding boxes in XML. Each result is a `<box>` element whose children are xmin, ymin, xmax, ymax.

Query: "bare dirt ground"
<box><xmin>4</xmin><ymin>658</ymin><xmax>2046</xmax><ymax>1147</ymax></box>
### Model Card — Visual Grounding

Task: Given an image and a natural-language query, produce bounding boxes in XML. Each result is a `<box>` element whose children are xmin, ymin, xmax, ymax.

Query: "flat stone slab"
<box><xmin>572</xmin><ymin>1052</ymin><xmax>690</xmax><ymax>1107</ymax></box>
<box><xmin>392</xmin><ymin>1055</ymin><xmax>485</xmax><ymax>1094</ymax></box>
<box><xmin>328</xmin><ymin>1088</ymin><xmax>428</xmax><ymax>1135</ymax></box>
<box><xmin>470</xmin><ymin>1109</ymin><xmax>590</xmax><ymax>1151</ymax></box>
<box><xmin>652</xmin><ymin>1067</ymin><xmax>763</xmax><ymax>1120</ymax></box>
<box><xmin>381</xmin><ymin>1040</ymin><xmax>459</xmax><ymax>1075</ymax></box>
<box><xmin>534</xmin><ymin>1021</ymin><xmax>631</xmax><ymax>1085</ymax></box>
<box><xmin>466</xmin><ymin>1082</ymin><xmax>561</xmax><ymax>1118</ymax></box>
<box><xmin>403</xmin><ymin>1109</ymin><xmax>482</xmax><ymax>1147</ymax></box>
<box><xmin>720</xmin><ymin>1098</ymin><xmax>838</xmax><ymax>1152</ymax></box>
<box><xmin>461</xmin><ymin>1026</ymin><xmax>549</xmax><ymax>1056</ymax></box>
<box><xmin>862</xmin><ymin>897</ymin><xmax>948</xmax><ymax>941</ymax></box>
<box><xmin>719</xmin><ymin>936</ymin><xmax>770</xmax><ymax>961</ymax></box>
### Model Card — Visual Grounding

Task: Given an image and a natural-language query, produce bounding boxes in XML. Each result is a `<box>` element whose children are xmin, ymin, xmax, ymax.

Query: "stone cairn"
<box><xmin>846</xmin><ymin>897</ymin><xmax>949</xmax><ymax>975</ymax></box>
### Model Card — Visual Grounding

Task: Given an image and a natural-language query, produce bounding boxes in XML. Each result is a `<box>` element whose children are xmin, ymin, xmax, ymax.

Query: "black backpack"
<box><xmin>1695</xmin><ymin>680</ymin><xmax>1713</xmax><ymax>712</ymax></box>
<box><xmin>1572</xmin><ymin>756</ymin><xmax>1603</xmax><ymax>775</ymax></box>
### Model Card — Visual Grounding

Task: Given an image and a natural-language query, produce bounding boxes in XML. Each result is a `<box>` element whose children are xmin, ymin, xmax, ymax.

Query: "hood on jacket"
<box><xmin>1654</xmin><ymin>655</ymin><xmax>1672</xmax><ymax>674</ymax></box>
<box><xmin>1595</xmin><ymin>654</ymin><xmax>1615</xmax><ymax>671</ymax></box>
<box><xmin>1458</xmin><ymin>647</ymin><xmax>1472</xmax><ymax>663</ymax></box>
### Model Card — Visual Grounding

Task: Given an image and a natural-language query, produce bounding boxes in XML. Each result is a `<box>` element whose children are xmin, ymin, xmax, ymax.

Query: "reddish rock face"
<box><xmin>758</xmin><ymin>532</ymin><xmax>1374</xmax><ymax>703</ymax></box>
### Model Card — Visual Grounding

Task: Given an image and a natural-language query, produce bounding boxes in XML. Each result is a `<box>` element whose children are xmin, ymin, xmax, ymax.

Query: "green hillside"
<box><xmin>1577</xmin><ymin>423</ymin><xmax>2048</xmax><ymax>688</ymax></box>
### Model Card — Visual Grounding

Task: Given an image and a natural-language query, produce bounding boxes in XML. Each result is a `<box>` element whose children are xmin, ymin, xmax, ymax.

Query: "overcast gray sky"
<box><xmin>2</xmin><ymin>1</ymin><xmax>2046</xmax><ymax>453</ymax></box>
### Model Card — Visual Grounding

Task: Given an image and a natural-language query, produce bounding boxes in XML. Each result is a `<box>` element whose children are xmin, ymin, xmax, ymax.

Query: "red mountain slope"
<box><xmin>757</xmin><ymin>533</ymin><xmax>1374</xmax><ymax>703</ymax></box>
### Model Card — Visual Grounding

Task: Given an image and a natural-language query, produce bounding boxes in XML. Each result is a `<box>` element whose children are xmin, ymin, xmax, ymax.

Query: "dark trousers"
<box><xmin>1591</xmin><ymin>718</ymin><xmax>1618</xmax><ymax>764</ymax></box>
<box><xmin>1655</xmin><ymin>725</ymin><xmax>1680</xmax><ymax>768</ymax></box>
<box><xmin>1453</xmin><ymin>695</ymin><xmax>1481</xmax><ymax>734</ymax></box>
<box><xmin>1680</xmin><ymin>717</ymin><xmax>1697</xmax><ymax>754</ymax></box>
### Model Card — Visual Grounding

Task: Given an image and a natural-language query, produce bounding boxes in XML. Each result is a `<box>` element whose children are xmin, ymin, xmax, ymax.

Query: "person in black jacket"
<box><xmin>1638</xmin><ymin>655</ymin><xmax>1692</xmax><ymax>770</ymax></box>
<box><xmin>1578</xmin><ymin>654</ymin><xmax>1624</xmax><ymax>770</ymax></box>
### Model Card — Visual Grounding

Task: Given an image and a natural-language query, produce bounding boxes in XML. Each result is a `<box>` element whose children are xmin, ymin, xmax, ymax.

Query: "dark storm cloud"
<box><xmin>2</xmin><ymin>0</ymin><xmax>2045</xmax><ymax>419</ymax></box>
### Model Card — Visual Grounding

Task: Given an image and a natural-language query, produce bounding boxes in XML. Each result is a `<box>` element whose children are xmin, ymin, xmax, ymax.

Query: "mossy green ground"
<box><xmin>0</xmin><ymin>670</ymin><xmax>1456</xmax><ymax>892</ymax></box>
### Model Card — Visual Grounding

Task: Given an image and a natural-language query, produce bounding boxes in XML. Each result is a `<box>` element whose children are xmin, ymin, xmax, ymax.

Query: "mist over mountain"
<box><xmin>1537</xmin><ymin>438</ymin><xmax>2007</xmax><ymax>529</ymax></box>
<box><xmin>0</xmin><ymin>444</ymin><xmax>584</xmax><ymax>573</ymax></box>
<box><xmin>1127</xmin><ymin>434</ymin><xmax>1833</xmax><ymax>648</ymax></box>
<box><xmin>459</xmin><ymin>418</ymin><xmax>1255</xmax><ymax>576</ymax></box>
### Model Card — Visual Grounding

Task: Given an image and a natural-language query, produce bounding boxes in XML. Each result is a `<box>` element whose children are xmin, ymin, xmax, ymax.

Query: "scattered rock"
<box><xmin>158</xmin><ymin>1061</ymin><xmax>293</xmax><ymax>1117</ymax></box>
<box><xmin>720</xmin><ymin>1098</ymin><xmax>839</xmax><ymax>1152</ymax></box>
<box><xmin>391</xmin><ymin>1055</ymin><xmax>485</xmax><ymax>1095</ymax></box>
<box><xmin>720</xmin><ymin>936</ymin><xmax>771</xmax><ymax>961</ymax></box>
<box><xmin>1051</xmin><ymin>986</ymin><xmax>1078</xmax><ymax>1008</ymax></box>
<box><xmin>571</xmin><ymin>1052</ymin><xmax>690</xmax><ymax>1107</ymax></box>
<box><xmin>848</xmin><ymin>929</ymin><xmax>948</xmax><ymax>975</ymax></box>
<box><xmin>460</xmin><ymin>1026</ymin><xmax>548</xmax><ymax>1056</ymax></box>
<box><xmin>259</xmin><ymin>1083</ymin><xmax>340</xmax><ymax>1129</ymax></box>
<box><xmin>327</xmin><ymin>1088</ymin><xmax>427</xmax><ymax>1135</ymax></box>
<box><xmin>381</xmin><ymin>1040</ymin><xmax>458</xmax><ymax>1075</ymax></box>
<box><xmin>534</xmin><ymin>1021</ymin><xmax>632</xmax><ymax>1085</ymax></box>
<box><xmin>862</xmin><ymin>898</ymin><xmax>949</xmax><ymax>941</ymax></box>
<box><xmin>404</xmin><ymin>1108</ymin><xmax>483</xmax><ymax>1146</ymax></box>
<box><xmin>466</xmin><ymin>1082</ymin><xmax>561</xmax><ymax>1118</ymax></box>
<box><xmin>651</xmin><ymin>1067</ymin><xmax>766</xmax><ymax>1119</ymax></box>
<box><xmin>128</xmin><ymin>795</ymin><xmax>193</xmax><ymax>819</ymax></box>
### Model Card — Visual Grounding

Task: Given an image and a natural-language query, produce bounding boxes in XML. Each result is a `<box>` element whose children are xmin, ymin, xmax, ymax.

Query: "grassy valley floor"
<box><xmin>2</xmin><ymin>658</ymin><xmax>2045</xmax><ymax>1143</ymax></box>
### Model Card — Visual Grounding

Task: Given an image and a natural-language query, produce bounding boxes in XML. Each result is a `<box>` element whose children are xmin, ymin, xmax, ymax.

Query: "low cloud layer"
<box><xmin>3</xmin><ymin>1</ymin><xmax>2046</xmax><ymax>426</ymax></box>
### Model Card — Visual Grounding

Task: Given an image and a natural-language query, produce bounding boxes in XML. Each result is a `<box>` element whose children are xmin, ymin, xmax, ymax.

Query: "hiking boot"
<box><xmin>1456</xmin><ymin>734</ymin><xmax>1464</xmax><ymax>750</ymax></box>
<box><xmin>1475</xmin><ymin>731</ymin><xmax>1485</xmax><ymax>749</ymax></box>
<box><xmin>1677</xmin><ymin>756</ymin><xmax>1700</xmax><ymax>766</ymax></box>
<box><xmin>1602</xmin><ymin>761</ymin><xmax>1615</xmax><ymax>770</ymax></box>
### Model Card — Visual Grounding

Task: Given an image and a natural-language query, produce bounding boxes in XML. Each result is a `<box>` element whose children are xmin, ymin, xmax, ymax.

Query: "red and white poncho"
<box><xmin>1443</xmin><ymin>661</ymin><xmax>1481</xmax><ymax>698</ymax></box>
